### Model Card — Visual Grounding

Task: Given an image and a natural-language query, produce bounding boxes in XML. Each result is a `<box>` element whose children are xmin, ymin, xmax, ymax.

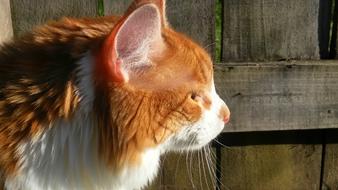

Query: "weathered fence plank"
<box><xmin>222</xmin><ymin>0</ymin><xmax>320</xmax><ymax>62</ymax></box>
<box><xmin>322</xmin><ymin>144</ymin><xmax>338</xmax><ymax>189</ymax></box>
<box><xmin>10</xmin><ymin>0</ymin><xmax>98</xmax><ymax>36</ymax></box>
<box><xmin>103</xmin><ymin>0</ymin><xmax>130</xmax><ymax>15</ymax></box>
<box><xmin>166</xmin><ymin>0</ymin><xmax>215</xmax><ymax>58</ymax></box>
<box><xmin>221</xmin><ymin>143</ymin><xmax>322</xmax><ymax>190</ymax></box>
<box><xmin>104</xmin><ymin>0</ymin><xmax>216</xmax><ymax>58</ymax></box>
<box><xmin>220</xmin><ymin>1</ymin><xmax>330</xmax><ymax>189</ymax></box>
<box><xmin>321</xmin><ymin>131</ymin><xmax>338</xmax><ymax>190</ymax></box>
<box><xmin>0</xmin><ymin>0</ymin><xmax>7</xmax><ymax>176</ymax></box>
<box><xmin>217</xmin><ymin>60</ymin><xmax>332</xmax><ymax>188</ymax></box>
<box><xmin>215</xmin><ymin>60</ymin><xmax>338</xmax><ymax>132</ymax></box>
<box><xmin>0</xmin><ymin>0</ymin><xmax>13</xmax><ymax>43</ymax></box>
<box><xmin>322</xmin><ymin>5</ymin><xmax>338</xmax><ymax>180</ymax></box>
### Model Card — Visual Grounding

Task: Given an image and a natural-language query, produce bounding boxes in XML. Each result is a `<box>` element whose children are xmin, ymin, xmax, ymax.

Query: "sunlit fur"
<box><xmin>0</xmin><ymin>0</ymin><xmax>230</xmax><ymax>189</ymax></box>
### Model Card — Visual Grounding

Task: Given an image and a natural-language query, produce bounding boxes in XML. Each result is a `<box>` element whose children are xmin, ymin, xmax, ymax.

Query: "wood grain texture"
<box><xmin>0</xmin><ymin>0</ymin><xmax>13</xmax><ymax>43</ymax></box>
<box><xmin>322</xmin><ymin>144</ymin><xmax>338</xmax><ymax>190</ymax></box>
<box><xmin>222</xmin><ymin>0</ymin><xmax>320</xmax><ymax>62</ymax></box>
<box><xmin>10</xmin><ymin>0</ymin><xmax>98</xmax><ymax>36</ymax></box>
<box><xmin>221</xmin><ymin>144</ymin><xmax>322</xmax><ymax>190</ymax></box>
<box><xmin>166</xmin><ymin>0</ymin><xmax>215</xmax><ymax>58</ymax></box>
<box><xmin>321</xmin><ymin>131</ymin><xmax>338</xmax><ymax>190</ymax></box>
<box><xmin>103</xmin><ymin>0</ymin><xmax>131</xmax><ymax>15</ymax></box>
<box><xmin>104</xmin><ymin>0</ymin><xmax>216</xmax><ymax>58</ymax></box>
<box><xmin>215</xmin><ymin>60</ymin><xmax>338</xmax><ymax>132</ymax></box>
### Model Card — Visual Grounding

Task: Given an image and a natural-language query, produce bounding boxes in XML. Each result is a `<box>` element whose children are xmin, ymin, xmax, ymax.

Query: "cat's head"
<box><xmin>92</xmin><ymin>0</ymin><xmax>230</xmax><ymax>166</ymax></box>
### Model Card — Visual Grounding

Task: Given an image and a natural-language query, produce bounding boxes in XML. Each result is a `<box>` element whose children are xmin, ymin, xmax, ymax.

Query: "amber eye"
<box><xmin>190</xmin><ymin>92</ymin><xmax>203</xmax><ymax>102</ymax></box>
<box><xmin>190</xmin><ymin>92</ymin><xmax>198</xmax><ymax>100</ymax></box>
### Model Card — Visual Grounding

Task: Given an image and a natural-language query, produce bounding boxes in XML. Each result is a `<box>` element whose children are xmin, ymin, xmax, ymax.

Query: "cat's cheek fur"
<box><xmin>167</xmin><ymin>83</ymin><xmax>226</xmax><ymax>151</ymax></box>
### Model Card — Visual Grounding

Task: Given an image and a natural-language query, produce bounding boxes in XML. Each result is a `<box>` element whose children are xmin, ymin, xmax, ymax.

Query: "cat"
<box><xmin>0</xmin><ymin>0</ymin><xmax>230</xmax><ymax>189</ymax></box>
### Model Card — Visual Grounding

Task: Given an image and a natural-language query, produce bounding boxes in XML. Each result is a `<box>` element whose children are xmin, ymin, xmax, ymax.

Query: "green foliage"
<box><xmin>98</xmin><ymin>0</ymin><xmax>104</xmax><ymax>16</ymax></box>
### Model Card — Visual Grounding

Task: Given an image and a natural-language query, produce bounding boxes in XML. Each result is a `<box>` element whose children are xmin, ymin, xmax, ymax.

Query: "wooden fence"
<box><xmin>1</xmin><ymin>0</ymin><xmax>338</xmax><ymax>189</ymax></box>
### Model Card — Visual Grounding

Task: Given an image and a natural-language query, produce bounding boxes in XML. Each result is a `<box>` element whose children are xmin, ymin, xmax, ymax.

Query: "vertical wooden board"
<box><xmin>166</xmin><ymin>0</ymin><xmax>216</xmax><ymax>58</ymax></box>
<box><xmin>146</xmin><ymin>151</ymin><xmax>217</xmax><ymax>190</ymax></box>
<box><xmin>321</xmin><ymin>131</ymin><xmax>338</xmax><ymax>189</ymax></box>
<box><xmin>0</xmin><ymin>0</ymin><xmax>13</xmax><ymax>43</ymax></box>
<box><xmin>322</xmin><ymin>144</ymin><xmax>338</xmax><ymax>189</ymax></box>
<box><xmin>10</xmin><ymin>0</ymin><xmax>98</xmax><ymax>36</ymax></box>
<box><xmin>0</xmin><ymin>1</ymin><xmax>15</xmax><ymax>188</ymax></box>
<box><xmin>222</xmin><ymin>0</ymin><xmax>320</xmax><ymax>62</ymax></box>
<box><xmin>103</xmin><ymin>0</ymin><xmax>131</xmax><ymax>15</ymax></box>
<box><xmin>221</xmin><ymin>144</ymin><xmax>322</xmax><ymax>190</ymax></box>
<box><xmin>104</xmin><ymin>0</ymin><xmax>216</xmax><ymax>58</ymax></box>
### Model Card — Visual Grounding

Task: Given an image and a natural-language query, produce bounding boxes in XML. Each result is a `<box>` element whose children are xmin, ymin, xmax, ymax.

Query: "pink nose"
<box><xmin>223</xmin><ymin>116</ymin><xmax>230</xmax><ymax>124</ymax></box>
<box><xmin>219</xmin><ymin>105</ymin><xmax>230</xmax><ymax>124</ymax></box>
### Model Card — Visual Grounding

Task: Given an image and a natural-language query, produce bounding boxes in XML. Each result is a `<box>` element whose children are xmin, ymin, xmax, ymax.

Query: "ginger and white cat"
<box><xmin>0</xmin><ymin>0</ymin><xmax>230</xmax><ymax>189</ymax></box>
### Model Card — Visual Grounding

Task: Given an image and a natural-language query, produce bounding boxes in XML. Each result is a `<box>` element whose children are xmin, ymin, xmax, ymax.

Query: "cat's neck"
<box><xmin>6</xmin><ymin>110</ymin><xmax>161</xmax><ymax>190</ymax></box>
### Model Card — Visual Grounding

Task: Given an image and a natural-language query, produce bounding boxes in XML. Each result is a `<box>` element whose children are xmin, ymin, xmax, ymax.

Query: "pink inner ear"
<box><xmin>97</xmin><ymin>4</ymin><xmax>162</xmax><ymax>84</ymax></box>
<box><xmin>115</xmin><ymin>4</ymin><xmax>161</xmax><ymax>61</ymax></box>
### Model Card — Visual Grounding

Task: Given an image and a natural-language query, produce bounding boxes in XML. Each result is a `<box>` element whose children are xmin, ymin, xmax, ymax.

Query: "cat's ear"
<box><xmin>96</xmin><ymin>4</ymin><xmax>164</xmax><ymax>84</ymax></box>
<box><xmin>126</xmin><ymin>0</ymin><xmax>167</xmax><ymax>27</ymax></box>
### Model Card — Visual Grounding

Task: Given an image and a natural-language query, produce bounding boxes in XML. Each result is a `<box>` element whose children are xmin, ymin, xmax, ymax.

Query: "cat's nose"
<box><xmin>219</xmin><ymin>104</ymin><xmax>230</xmax><ymax>124</ymax></box>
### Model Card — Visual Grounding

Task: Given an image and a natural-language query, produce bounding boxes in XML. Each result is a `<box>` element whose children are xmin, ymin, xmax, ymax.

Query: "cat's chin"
<box><xmin>165</xmin><ymin>125</ymin><xmax>225</xmax><ymax>152</ymax></box>
<box><xmin>166</xmin><ymin>140</ymin><xmax>216</xmax><ymax>153</ymax></box>
<box><xmin>176</xmin><ymin>143</ymin><xmax>212</xmax><ymax>152</ymax></box>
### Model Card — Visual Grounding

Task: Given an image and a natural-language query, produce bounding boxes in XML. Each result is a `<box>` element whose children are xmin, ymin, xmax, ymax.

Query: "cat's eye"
<box><xmin>190</xmin><ymin>92</ymin><xmax>201</xmax><ymax>102</ymax></box>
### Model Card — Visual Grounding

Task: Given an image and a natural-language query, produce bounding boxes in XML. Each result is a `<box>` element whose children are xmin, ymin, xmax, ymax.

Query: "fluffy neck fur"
<box><xmin>5</xmin><ymin>54</ymin><xmax>163</xmax><ymax>190</ymax></box>
<box><xmin>8</xmin><ymin>114</ymin><xmax>162</xmax><ymax>190</ymax></box>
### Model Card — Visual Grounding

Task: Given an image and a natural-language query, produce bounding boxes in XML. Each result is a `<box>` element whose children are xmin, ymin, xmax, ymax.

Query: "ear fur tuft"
<box><xmin>96</xmin><ymin>4</ymin><xmax>163</xmax><ymax>84</ymax></box>
<box><xmin>126</xmin><ymin>0</ymin><xmax>167</xmax><ymax>27</ymax></box>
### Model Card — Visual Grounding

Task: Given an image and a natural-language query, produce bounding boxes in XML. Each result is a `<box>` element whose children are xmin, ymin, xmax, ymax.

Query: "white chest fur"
<box><xmin>5</xmin><ymin>113</ymin><xmax>161</xmax><ymax>190</ymax></box>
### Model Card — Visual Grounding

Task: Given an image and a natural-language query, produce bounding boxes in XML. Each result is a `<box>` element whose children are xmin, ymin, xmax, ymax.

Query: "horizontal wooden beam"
<box><xmin>215</xmin><ymin>60</ymin><xmax>338</xmax><ymax>132</ymax></box>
